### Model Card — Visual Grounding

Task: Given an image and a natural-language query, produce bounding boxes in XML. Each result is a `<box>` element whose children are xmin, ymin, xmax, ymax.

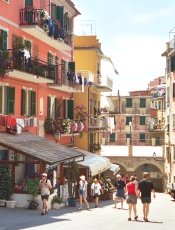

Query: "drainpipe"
<box><xmin>88</xmin><ymin>83</ymin><xmax>92</xmax><ymax>151</ymax></box>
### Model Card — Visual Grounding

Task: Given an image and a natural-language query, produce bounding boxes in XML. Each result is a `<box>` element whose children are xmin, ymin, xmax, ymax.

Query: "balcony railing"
<box><xmin>0</xmin><ymin>49</ymin><xmax>57</xmax><ymax>81</ymax></box>
<box><xmin>20</xmin><ymin>8</ymin><xmax>72</xmax><ymax>46</ymax></box>
<box><xmin>89</xmin><ymin>116</ymin><xmax>107</xmax><ymax>130</ymax></box>
<box><xmin>96</xmin><ymin>74</ymin><xmax>113</xmax><ymax>90</ymax></box>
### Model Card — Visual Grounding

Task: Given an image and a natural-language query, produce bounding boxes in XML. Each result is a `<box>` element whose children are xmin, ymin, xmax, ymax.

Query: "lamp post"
<box><xmin>129</xmin><ymin>121</ymin><xmax>132</xmax><ymax>145</ymax></box>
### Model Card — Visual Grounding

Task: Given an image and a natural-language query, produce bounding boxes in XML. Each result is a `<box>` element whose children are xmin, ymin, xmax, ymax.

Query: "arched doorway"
<box><xmin>135</xmin><ymin>164</ymin><xmax>163</xmax><ymax>192</ymax></box>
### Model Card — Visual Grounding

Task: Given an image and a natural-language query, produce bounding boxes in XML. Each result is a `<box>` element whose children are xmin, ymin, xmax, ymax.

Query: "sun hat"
<box><xmin>80</xmin><ymin>175</ymin><xmax>85</xmax><ymax>180</ymax></box>
<box><xmin>42</xmin><ymin>173</ymin><xmax>47</xmax><ymax>177</ymax></box>
<box><xmin>93</xmin><ymin>178</ymin><xmax>98</xmax><ymax>183</ymax></box>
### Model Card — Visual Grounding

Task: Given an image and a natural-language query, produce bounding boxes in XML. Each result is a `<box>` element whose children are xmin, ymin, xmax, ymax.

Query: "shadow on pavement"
<box><xmin>0</xmin><ymin>200</ymin><xmax>114</xmax><ymax>230</ymax></box>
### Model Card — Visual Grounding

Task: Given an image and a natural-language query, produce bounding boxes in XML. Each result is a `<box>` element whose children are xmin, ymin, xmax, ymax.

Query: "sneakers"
<box><xmin>45</xmin><ymin>210</ymin><xmax>48</xmax><ymax>214</ymax></box>
<box><xmin>41</xmin><ymin>211</ymin><xmax>45</xmax><ymax>215</ymax></box>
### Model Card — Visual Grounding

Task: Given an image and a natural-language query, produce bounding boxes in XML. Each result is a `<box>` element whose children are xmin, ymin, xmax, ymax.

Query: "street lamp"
<box><xmin>129</xmin><ymin>121</ymin><xmax>132</xmax><ymax>145</ymax></box>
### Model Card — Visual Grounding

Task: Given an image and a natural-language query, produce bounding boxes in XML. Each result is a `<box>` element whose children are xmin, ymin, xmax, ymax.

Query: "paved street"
<box><xmin>0</xmin><ymin>193</ymin><xmax>174</xmax><ymax>230</ymax></box>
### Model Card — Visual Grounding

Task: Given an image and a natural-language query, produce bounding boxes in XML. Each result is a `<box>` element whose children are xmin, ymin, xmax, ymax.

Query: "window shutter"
<box><xmin>0</xmin><ymin>86</ymin><xmax>2</xmax><ymax>114</ymax></box>
<box><xmin>47</xmin><ymin>96</ymin><xmax>51</xmax><ymax>118</ymax></box>
<box><xmin>110</xmin><ymin>133</ymin><xmax>115</xmax><ymax>142</ymax></box>
<box><xmin>24</xmin><ymin>40</ymin><xmax>31</xmax><ymax>51</ymax></box>
<box><xmin>6</xmin><ymin>87</ymin><xmax>15</xmax><ymax>114</ymax></box>
<box><xmin>47</xmin><ymin>52</ymin><xmax>52</xmax><ymax>65</ymax></box>
<box><xmin>67</xmin><ymin>100</ymin><xmax>74</xmax><ymax>119</ymax></box>
<box><xmin>51</xmin><ymin>3</ymin><xmax>56</xmax><ymax>19</ymax></box>
<box><xmin>68</xmin><ymin>62</ymin><xmax>75</xmax><ymax>73</ymax></box>
<box><xmin>21</xmin><ymin>89</ymin><xmax>26</xmax><ymax>115</ymax></box>
<box><xmin>25</xmin><ymin>0</ymin><xmax>33</xmax><ymax>7</ymax></box>
<box><xmin>30</xmin><ymin>91</ymin><xmax>36</xmax><ymax>116</ymax></box>
<box><xmin>1</xmin><ymin>30</ymin><xmax>7</xmax><ymax>49</ymax></box>
<box><xmin>56</xmin><ymin>6</ymin><xmax>64</xmax><ymax>27</ymax></box>
<box><xmin>63</xmin><ymin>99</ymin><xmax>67</xmax><ymax>118</ymax></box>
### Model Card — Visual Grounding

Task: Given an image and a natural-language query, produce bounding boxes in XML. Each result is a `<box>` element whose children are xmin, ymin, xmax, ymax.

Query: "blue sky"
<box><xmin>73</xmin><ymin>0</ymin><xmax>175</xmax><ymax>95</ymax></box>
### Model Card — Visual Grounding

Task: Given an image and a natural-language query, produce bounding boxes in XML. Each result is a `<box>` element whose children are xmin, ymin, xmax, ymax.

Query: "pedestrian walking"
<box><xmin>126</xmin><ymin>176</ymin><xmax>138</xmax><ymax>221</ymax></box>
<box><xmin>78</xmin><ymin>175</ymin><xmax>89</xmax><ymax>210</ymax></box>
<box><xmin>39</xmin><ymin>172</ymin><xmax>52</xmax><ymax>215</ymax></box>
<box><xmin>91</xmin><ymin>178</ymin><xmax>102</xmax><ymax>208</ymax></box>
<box><xmin>138</xmin><ymin>172</ymin><xmax>156</xmax><ymax>222</ymax></box>
<box><xmin>114</xmin><ymin>174</ymin><xmax>126</xmax><ymax>209</ymax></box>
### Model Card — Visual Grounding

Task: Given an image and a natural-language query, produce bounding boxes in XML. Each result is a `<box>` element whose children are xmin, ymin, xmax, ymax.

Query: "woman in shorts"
<box><xmin>126</xmin><ymin>176</ymin><xmax>138</xmax><ymax>221</ymax></box>
<box><xmin>91</xmin><ymin>178</ymin><xmax>102</xmax><ymax>208</ymax></box>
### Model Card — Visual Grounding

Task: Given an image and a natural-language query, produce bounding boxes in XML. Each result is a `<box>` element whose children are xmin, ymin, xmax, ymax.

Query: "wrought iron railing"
<box><xmin>19</xmin><ymin>8</ymin><xmax>72</xmax><ymax>46</ymax></box>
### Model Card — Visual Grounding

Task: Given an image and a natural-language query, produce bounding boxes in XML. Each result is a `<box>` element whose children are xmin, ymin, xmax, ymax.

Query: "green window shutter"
<box><xmin>51</xmin><ymin>3</ymin><xmax>56</xmax><ymax>19</ymax></box>
<box><xmin>21</xmin><ymin>89</ymin><xmax>26</xmax><ymax>115</ymax></box>
<box><xmin>24</xmin><ymin>40</ymin><xmax>31</xmax><ymax>51</ymax></box>
<box><xmin>47</xmin><ymin>52</ymin><xmax>52</xmax><ymax>65</ymax></box>
<box><xmin>56</xmin><ymin>6</ymin><xmax>64</xmax><ymax>27</ymax></box>
<box><xmin>140</xmin><ymin>133</ymin><xmax>145</xmax><ymax>142</ymax></box>
<box><xmin>30</xmin><ymin>91</ymin><xmax>36</xmax><ymax>116</ymax></box>
<box><xmin>6</xmin><ymin>87</ymin><xmax>15</xmax><ymax>114</ymax></box>
<box><xmin>126</xmin><ymin>98</ymin><xmax>132</xmax><ymax>108</ymax></box>
<box><xmin>1</xmin><ymin>30</ymin><xmax>7</xmax><ymax>49</ymax></box>
<box><xmin>110</xmin><ymin>133</ymin><xmax>115</xmax><ymax>142</ymax></box>
<box><xmin>68</xmin><ymin>62</ymin><xmax>75</xmax><ymax>73</ymax></box>
<box><xmin>25</xmin><ymin>0</ymin><xmax>33</xmax><ymax>6</ymax></box>
<box><xmin>140</xmin><ymin>116</ymin><xmax>146</xmax><ymax>125</ymax></box>
<box><xmin>140</xmin><ymin>98</ymin><xmax>146</xmax><ymax>108</ymax></box>
<box><xmin>67</xmin><ymin>100</ymin><xmax>74</xmax><ymax>119</ymax></box>
<box><xmin>0</xmin><ymin>86</ymin><xmax>2</xmax><ymax>114</ymax></box>
<box><xmin>47</xmin><ymin>97</ymin><xmax>51</xmax><ymax>118</ymax></box>
<box><xmin>63</xmin><ymin>99</ymin><xmax>67</xmax><ymax>118</ymax></box>
<box><xmin>126</xmin><ymin>116</ymin><xmax>132</xmax><ymax>125</ymax></box>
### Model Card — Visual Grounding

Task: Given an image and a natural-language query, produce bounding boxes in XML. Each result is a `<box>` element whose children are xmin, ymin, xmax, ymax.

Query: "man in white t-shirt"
<box><xmin>39</xmin><ymin>173</ymin><xmax>52</xmax><ymax>215</ymax></box>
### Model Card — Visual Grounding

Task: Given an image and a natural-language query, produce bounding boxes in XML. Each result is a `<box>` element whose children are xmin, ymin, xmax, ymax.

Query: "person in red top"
<box><xmin>126</xmin><ymin>176</ymin><xmax>138</xmax><ymax>221</ymax></box>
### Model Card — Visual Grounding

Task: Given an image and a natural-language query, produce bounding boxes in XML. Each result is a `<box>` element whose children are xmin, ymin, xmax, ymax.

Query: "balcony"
<box><xmin>75</xmin><ymin>70</ymin><xmax>113</xmax><ymax>92</ymax></box>
<box><xmin>19</xmin><ymin>8</ymin><xmax>72</xmax><ymax>51</ymax></box>
<box><xmin>89</xmin><ymin>116</ymin><xmax>107</xmax><ymax>130</ymax></box>
<box><xmin>96</xmin><ymin>74</ymin><xmax>113</xmax><ymax>92</ymax></box>
<box><xmin>6</xmin><ymin>49</ymin><xmax>55</xmax><ymax>83</ymax></box>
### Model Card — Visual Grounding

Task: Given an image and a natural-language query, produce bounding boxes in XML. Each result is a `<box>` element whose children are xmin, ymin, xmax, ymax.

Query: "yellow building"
<box><xmin>73</xmin><ymin>35</ymin><xmax>113</xmax><ymax>152</ymax></box>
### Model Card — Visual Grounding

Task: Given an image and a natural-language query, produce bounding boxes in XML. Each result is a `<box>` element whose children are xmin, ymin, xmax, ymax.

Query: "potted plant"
<box><xmin>26</xmin><ymin>177</ymin><xmax>39</xmax><ymax>209</ymax></box>
<box><xmin>51</xmin><ymin>195</ymin><xmax>63</xmax><ymax>209</ymax></box>
<box><xmin>66</xmin><ymin>161</ymin><xmax>79</xmax><ymax>207</ymax></box>
<box><xmin>0</xmin><ymin>165</ymin><xmax>16</xmax><ymax>208</ymax></box>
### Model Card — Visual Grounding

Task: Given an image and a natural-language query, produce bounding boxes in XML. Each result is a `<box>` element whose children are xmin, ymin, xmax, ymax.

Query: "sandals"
<box><xmin>128</xmin><ymin>218</ymin><xmax>131</xmax><ymax>221</ymax></box>
<box><xmin>134</xmin><ymin>216</ymin><xmax>138</xmax><ymax>221</ymax></box>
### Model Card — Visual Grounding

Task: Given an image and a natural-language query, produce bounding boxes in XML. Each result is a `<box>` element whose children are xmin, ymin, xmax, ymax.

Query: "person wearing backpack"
<box><xmin>39</xmin><ymin>172</ymin><xmax>52</xmax><ymax>215</ymax></box>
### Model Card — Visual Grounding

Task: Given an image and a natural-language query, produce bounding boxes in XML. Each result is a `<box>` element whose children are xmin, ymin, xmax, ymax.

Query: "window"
<box><xmin>140</xmin><ymin>116</ymin><xmax>146</xmax><ymax>125</ymax></box>
<box><xmin>64</xmin><ymin>99</ymin><xmax>74</xmax><ymax>119</ymax></box>
<box><xmin>25</xmin><ymin>0</ymin><xmax>33</xmax><ymax>7</ymax></box>
<box><xmin>0</xmin><ymin>86</ymin><xmax>15</xmax><ymax>114</ymax></box>
<box><xmin>21</xmin><ymin>89</ymin><xmax>36</xmax><ymax>116</ymax></box>
<box><xmin>140</xmin><ymin>98</ymin><xmax>146</xmax><ymax>108</ymax></box>
<box><xmin>140</xmin><ymin>133</ymin><xmax>145</xmax><ymax>142</ymax></box>
<box><xmin>0</xmin><ymin>29</ymin><xmax>7</xmax><ymax>49</ymax></box>
<box><xmin>155</xmin><ymin>137</ymin><xmax>161</xmax><ymax>146</ymax></box>
<box><xmin>126</xmin><ymin>98</ymin><xmax>132</xmax><ymax>108</ymax></box>
<box><xmin>110</xmin><ymin>133</ymin><xmax>115</xmax><ymax>142</ymax></box>
<box><xmin>126</xmin><ymin>116</ymin><xmax>132</xmax><ymax>125</ymax></box>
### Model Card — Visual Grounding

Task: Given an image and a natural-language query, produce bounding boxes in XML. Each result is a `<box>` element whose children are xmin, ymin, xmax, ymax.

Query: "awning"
<box><xmin>0</xmin><ymin>133</ymin><xmax>84</xmax><ymax>165</ymax></box>
<box><xmin>75</xmin><ymin>148</ymin><xmax>111</xmax><ymax>176</ymax></box>
<box><xmin>109</xmin><ymin>163</ymin><xmax>120</xmax><ymax>175</ymax></box>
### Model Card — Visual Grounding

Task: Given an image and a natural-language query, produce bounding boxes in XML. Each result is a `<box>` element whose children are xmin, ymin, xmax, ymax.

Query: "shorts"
<box><xmin>116</xmin><ymin>189</ymin><xmax>125</xmax><ymax>198</ymax></box>
<box><xmin>141</xmin><ymin>197</ymin><xmax>151</xmax><ymax>204</ymax></box>
<box><xmin>126</xmin><ymin>194</ymin><xmax>137</xmax><ymax>204</ymax></box>
<box><xmin>41</xmin><ymin>195</ymin><xmax>49</xmax><ymax>200</ymax></box>
<box><xmin>93</xmin><ymin>193</ymin><xmax>99</xmax><ymax>199</ymax></box>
